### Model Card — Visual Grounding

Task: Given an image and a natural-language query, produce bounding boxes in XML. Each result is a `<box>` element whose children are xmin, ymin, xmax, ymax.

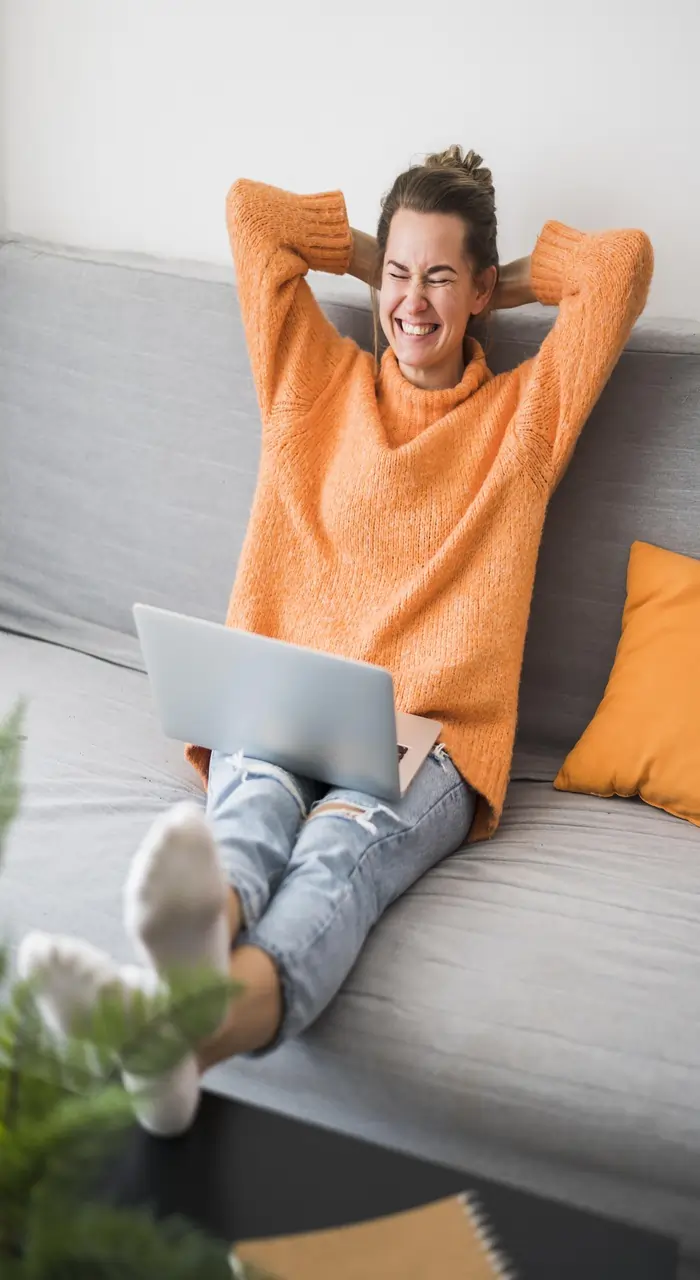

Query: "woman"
<box><xmin>19</xmin><ymin>146</ymin><xmax>653</xmax><ymax>1136</ymax></box>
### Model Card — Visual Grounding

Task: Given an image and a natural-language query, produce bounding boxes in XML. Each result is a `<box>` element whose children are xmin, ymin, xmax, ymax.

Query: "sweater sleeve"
<box><xmin>226</xmin><ymin>179</ymin><xmax>354</xmax><ymax>429</ymax></box>
<box><xmin>517</xmin><ymin>221</ymin><xmax>654</xmax><ymax>487</ymax></box>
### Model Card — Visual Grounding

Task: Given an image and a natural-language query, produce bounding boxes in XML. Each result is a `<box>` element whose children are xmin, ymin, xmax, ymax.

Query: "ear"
<box><xmin>471</xmin><ymin>265</ymin><xmax>498</xmax><ymax>316</ymax></box>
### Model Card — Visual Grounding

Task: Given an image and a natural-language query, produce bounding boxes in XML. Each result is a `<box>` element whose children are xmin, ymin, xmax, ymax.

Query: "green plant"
<box><xmin>0</xmin><ymin>701</ymin><xmax>243</xmax><ymax>1278</ymax></box>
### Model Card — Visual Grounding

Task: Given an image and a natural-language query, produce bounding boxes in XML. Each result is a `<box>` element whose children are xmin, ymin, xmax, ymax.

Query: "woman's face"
<box><xmin>379</xmin><ymin>209</ymin><xmax>496</xmax><ymax>390</ymax></box>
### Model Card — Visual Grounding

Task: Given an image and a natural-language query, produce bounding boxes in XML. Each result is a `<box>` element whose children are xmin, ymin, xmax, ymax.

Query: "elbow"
<box><xmin>595</xmin><ymin>228</ymin><xmax>654</xmax><ymax>327</ymax></box>
<box><xmin>633</xmin><ymin>230</ymin><xmax>654</xmax><ymax>321</ymax></box>
<box><xmin>630</xmin><ymin>229</ymin><xmax>654</xmax><ymax>289</ymax></box>
<box><xmin>620</xmin><ymin>229</ymin><xmax>655</xmax><ymax>316</ymax></box>
<box><xmin>225</xmin><ymin>176</ymin><xmax>253</xmax><ymax>224</ymax></box>
<box><xmin>225</xmin><ymin>178</ymin><xmax>266</xmax><ymax>261</ymax></box>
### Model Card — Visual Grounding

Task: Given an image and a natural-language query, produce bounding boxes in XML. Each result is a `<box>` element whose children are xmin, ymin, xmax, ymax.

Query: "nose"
<box><xmin>403</xmin><ymin>278</ymin><xmax>429</xmax><ymax>315</ymax></box>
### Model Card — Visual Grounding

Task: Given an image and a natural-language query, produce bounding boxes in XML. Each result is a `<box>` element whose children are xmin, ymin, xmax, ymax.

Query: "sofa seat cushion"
<box><xmin>1</xmin><ymin>630</ymin><xmax>198</xmax><ymax>953</ymax></box>
<box><xmin>4</xmin><ymin>627</ymin><xmax>700</xmax><ymax>1261</ymax></box>
<box><xmin>223</xmin><ymin>770</ymin><xmax>700</xmax><ymax>1185</ymax></box>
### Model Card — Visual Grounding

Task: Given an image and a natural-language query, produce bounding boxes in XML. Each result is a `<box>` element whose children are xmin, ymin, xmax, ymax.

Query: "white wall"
<box><xmin>0</xmin><ymin>0</ymin><xmax>8</xmax><ymax>235</ymax></box>
<box><xmin>2</xmin><ymin>0</ymin><xmax>699</xmax><ymax>318</ymax></box>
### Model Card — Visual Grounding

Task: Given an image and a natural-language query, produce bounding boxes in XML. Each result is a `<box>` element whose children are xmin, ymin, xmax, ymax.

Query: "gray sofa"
<box><xmin>2</xmin><ymin>237</ymin><xmax>700</xmax><ymax>1275</ymax></box>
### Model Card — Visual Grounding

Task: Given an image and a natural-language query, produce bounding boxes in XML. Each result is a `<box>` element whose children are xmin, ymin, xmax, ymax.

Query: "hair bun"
<box><xmin>425</xmin><ymin>145</ymin><xmax>494</xmax><ymax>194</ymax></box>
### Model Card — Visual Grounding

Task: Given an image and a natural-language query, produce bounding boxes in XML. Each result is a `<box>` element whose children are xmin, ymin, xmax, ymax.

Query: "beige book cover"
<box><xmin>232</xmin><ymin>1193</ymin><xmax>514</xmax><ymax>1279</ymax></box>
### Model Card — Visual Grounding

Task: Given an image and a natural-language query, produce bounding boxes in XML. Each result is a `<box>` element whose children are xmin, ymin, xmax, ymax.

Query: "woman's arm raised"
<box><xmin>491</xmin><ymin>257</ymin><xmax>536</xmax><ymax>310</ymax></box>
<box><xmin>347</xmin><ymin>228</ymin><xmax>380</xmax><ymax>288</ymax></box>
<box><xmin>512</xmin><ymin>221</ymin><xmax>653</xmax><ymax>487</ymax></box>
<box><xmin>226</xmin><ymin>180</ymin><xmax>353</xmax><ymax>431</ymax></box>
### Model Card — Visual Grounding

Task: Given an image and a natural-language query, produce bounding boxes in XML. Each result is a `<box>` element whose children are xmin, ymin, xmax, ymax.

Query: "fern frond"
<box><xmin>0</xmin><ymin>699</ymin><xmax>25</xmax><ymax>860</ymax></box>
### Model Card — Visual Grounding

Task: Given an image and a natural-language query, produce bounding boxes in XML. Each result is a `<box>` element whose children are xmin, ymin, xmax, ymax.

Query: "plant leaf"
<box><xmin>24</xmin><ymin>1194</ymin><xmax>232</xmax><ymax>1280</ymax></box>
<box><xmin>0</xmin><ymin>699</ymin><xmax>25</xmax><ymax>861</ymax></box>
<box><xmin>73</xmin><ymin>966</ymin><xmax>240</xmax><ymax>1078</ymax></box>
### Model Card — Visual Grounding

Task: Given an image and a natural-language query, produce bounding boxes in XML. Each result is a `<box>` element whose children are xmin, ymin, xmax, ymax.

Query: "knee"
<box><xmin>303</xmin><ymin>797</ymin><xmax>403</xmax><ymax>836</ymax></box>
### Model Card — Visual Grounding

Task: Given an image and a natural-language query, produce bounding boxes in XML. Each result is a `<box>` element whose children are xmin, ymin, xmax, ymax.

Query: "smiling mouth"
<box><xmin>395</xmin><ymin>318</ymin><xmax>440</xmax><ymax>337</ymax></box>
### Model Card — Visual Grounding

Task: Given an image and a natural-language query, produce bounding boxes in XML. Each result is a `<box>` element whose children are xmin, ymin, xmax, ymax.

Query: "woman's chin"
<box><xmin>390</xmin><ymin>340</ymin><xmax>440</xmax><ymax>371</ymax></box>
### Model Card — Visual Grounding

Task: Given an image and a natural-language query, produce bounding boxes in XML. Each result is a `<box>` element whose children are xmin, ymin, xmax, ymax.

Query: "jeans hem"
<box><xmin>225</xmin><ymin>875</ymin><xmax>262</xmax><ymax>933</ymax></box>
<box><xmin>240</xmin><ymin>937</ymin><xmax>296</xmax><ymax>1055</ymax></box>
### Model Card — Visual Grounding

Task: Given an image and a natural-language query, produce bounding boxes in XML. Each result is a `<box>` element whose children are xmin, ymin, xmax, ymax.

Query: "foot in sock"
<box><xmin>17</xmin><ymin>932</ymin><xmax>200</xmax><ymax>1137</ymax></box>
<box><xmin>119</xmin><ymin>963</ymin><xmax>200</xmax><ymax>1137</ymax></box>
<box><xmin>124</xmin><ymin>802</ymin><xmax>231</xmax><ymax>978</ymax></box>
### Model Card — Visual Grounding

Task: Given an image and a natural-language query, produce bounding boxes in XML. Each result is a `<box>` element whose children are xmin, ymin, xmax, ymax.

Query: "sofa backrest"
<box><xmin>496</xmin><ymin>313</ymin><xmax>700</xmax><ymax>768</ymax></box>
<box><xmin>2</xmin><ymin>240</ymin><xmax>699</xmax><ymax>766</ymax></box>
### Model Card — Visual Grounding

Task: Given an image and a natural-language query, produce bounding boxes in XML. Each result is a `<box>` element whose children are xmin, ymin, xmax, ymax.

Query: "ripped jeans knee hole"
<box><xmin>226</xmin><ymin>750</ymin><xmax>309</xmax><ymax>817</ymax></box>
<box><xmin>305</xmin><ymin>799</ymin><xmax>402</xmax><ymax>836</ymax></box>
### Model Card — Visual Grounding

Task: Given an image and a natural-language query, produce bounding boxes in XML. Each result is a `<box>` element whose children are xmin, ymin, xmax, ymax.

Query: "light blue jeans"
<box><xmin>205</xmin><ymin>746</ymin><xmax>476</xmax><ymax>1047</ymax></box>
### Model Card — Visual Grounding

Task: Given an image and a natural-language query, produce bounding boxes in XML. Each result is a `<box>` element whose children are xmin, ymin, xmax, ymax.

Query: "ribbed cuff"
<box><xmin>531</xmin><ymin>220</ymin><xmax>587</xmax><ymax>306</ymax></box>
<box><xmin>296</xmin><ymin>191</ymin><xmax>354</xmax><ymax>275</ymax></box>
<box><xmin>226</xmin><ymin>180</ymin><xmax>353</xmax><ymax>277</ymax></box>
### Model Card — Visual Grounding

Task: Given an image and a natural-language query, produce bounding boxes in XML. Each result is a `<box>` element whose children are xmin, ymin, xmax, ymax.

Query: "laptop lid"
<box><xmin>133</xmin><ymin>604</ymin><xmax>405</xmax><ymax>801</ymax></box>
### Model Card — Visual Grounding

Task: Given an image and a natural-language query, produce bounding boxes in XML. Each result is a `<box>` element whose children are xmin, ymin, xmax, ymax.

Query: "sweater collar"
<box><xmin>376</xmin><ymin>337</ymin><xmax>490</xmax><ymax>442</ymax></box>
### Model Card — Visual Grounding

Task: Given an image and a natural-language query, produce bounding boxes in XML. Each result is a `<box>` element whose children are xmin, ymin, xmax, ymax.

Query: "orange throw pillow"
<box><xmin>554</xmin><ymin>540</ymin><xmax>700</xmax><ymax>827</ymax></box>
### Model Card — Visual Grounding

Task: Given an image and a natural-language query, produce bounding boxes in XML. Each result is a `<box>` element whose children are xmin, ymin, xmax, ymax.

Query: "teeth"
<box><xmin>399</xmin><ymin>321</ymin><xmax>437</xmax><ymax>336</ymax></box>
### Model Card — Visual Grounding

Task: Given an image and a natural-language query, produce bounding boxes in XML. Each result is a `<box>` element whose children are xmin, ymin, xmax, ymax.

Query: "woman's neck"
<box><xmin>398</xmin><ymin>348</ymin><xmax>466</xmax><ymax>391</ymax></box>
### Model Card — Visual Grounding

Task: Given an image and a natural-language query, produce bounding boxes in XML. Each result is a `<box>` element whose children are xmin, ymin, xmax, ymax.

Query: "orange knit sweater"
<box><xmin>186</xmin><ymin>180</ymin><xmax>653</xmax><ymax>840</ymax></box>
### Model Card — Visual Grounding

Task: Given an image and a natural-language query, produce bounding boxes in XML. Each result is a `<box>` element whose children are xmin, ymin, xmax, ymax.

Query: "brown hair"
<box><xmin>370</xmin><ymin>145</ymin><xmax>499</xmax><ymax>368</ymax></box>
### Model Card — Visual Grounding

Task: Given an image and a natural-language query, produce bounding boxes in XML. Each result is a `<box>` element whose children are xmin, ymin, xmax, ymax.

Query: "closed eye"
<box><xmin>388</xmin><ymin>272</ymin><xmax>451</xmax><ymax>285</ymax></box>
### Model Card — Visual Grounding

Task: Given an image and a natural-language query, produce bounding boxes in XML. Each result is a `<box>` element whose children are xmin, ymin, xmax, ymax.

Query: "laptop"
<box><xmin>133</xmin><ymin>604</ymin><xmax>442</xmax><ymax>803</ymax></box>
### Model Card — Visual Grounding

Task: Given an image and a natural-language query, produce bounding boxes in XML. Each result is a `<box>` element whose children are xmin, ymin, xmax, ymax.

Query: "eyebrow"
<box><xmin>387</xmin><ymin>260</ymin><xmax>458</xmax><ymax>275</ymax></box>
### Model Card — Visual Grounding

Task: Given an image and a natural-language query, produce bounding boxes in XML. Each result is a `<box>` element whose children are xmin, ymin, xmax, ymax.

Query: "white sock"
<box><xmin>119</xmin><ymin>963</ymin><xmax>200</xmax><ymax>1137</ymax></box>
<box><xmin>123</xmin><ymin>801</ymin><xmax>230</xmax><ymax>979</ymax></box>
<box><xmin>17</xmin><ymin>932</ymin><xmax>200</xmax><ymax>1137</ymax></box>
<box><xmin>17</xmin><ymin>931</ymin><xmax>120</xmax><ymax>1038</ymax></box>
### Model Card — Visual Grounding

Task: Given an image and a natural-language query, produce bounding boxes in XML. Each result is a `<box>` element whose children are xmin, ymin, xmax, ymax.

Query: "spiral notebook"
<box><xmin>232</xmin><ymin>1193</ymin><xmax>514</xmax><ymax>1280</ymax></box>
